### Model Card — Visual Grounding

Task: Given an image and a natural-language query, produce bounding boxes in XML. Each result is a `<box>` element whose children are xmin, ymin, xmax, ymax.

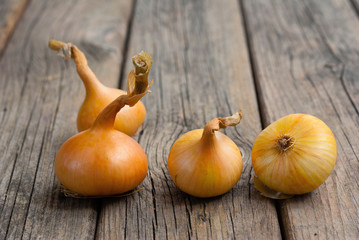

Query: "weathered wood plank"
<box><xmin>242</xmin><ymin>0</ymin><xmax>359</xmax><ymax>239</ymax></box>
<box><xmin>0</xmin><ymin>0</ymin><xmax>29</xmax><ymax>56</ymax></box>
<box><xmin>349</xmin><ymin>0</ymin><xmax>359</xmax><ymax>16</ymax></box>
<box><xmin>0</xmin><ymin>0</ymin><xmax>133</xmax><ymax>239</ymax></box>
<box><xmin>96</xmin><ymin>0</ymin><xmax>281</xmax><ymax>239</ymax></box>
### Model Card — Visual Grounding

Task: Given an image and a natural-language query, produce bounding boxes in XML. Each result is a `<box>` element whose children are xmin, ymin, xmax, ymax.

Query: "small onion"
<box><xmin>49</xmin><ymin>40</ymin><xmax>151</xmax><ymax>136</ymax></box>
<box><xmin>252</xmin><ymin>113</ymin><xmax>337</xmax><ymax>197</ymax></box>
<box><xmin>168</xmin><ymin>111</ymin><xmax>243</xmax><ymax>198</ymax></box>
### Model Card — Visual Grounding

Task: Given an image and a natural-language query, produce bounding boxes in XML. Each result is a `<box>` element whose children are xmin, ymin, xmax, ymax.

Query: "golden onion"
<box><xmin>168</xmin><ymin>111</ymin><xmax>243</xmax><ymax>198</ymax></box>
<box><xmin>49</xmin><ymin>40</ymin><xmax>151</xmax><ymax>136</ymax></box>
<box><xmin>252</xmin><ymin>113</ymin><xmax>337</xmax><ymax>197</ymax></box>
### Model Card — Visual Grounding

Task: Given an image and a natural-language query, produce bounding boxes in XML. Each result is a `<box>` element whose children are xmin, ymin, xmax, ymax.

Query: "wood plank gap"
<box><xmin>239</xmin><ymin>0</ymin><xmax>290</xmax><ymax>239</ymax></box>
<box><xmin>93</xmin><ymin>202</ymin><xmax>102</xmax><ymax>240</ymax></box>
<box><xmin>275</xmin><ymin>200</ymin><xmax>287</xmax><ymax>240</ymax></box>
<box><xmin>347</xmin><ymin>0</ymin><xmax>359</xmax><ymax>18</ymax></box>
<box><xmin>118</xmin><ymin>0</ymin><xmax>137</xmax><ymax>89</ymax></box>
<box><xmin>238</xmin><ymin>0</ymin><xmax>267</xmax><ymax>129</ymax></box>
<box><xmin>241</xmin><ymin>0</ymin><xmax>359</xmax><ymax>238</ymax></box>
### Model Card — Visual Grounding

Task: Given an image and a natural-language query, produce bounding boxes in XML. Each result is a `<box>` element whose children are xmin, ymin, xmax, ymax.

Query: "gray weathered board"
<box><xmin>0</xmin><ymin>0</ymin><xmax>133</xmax><ymax>239</ymax></box>
<box><xmin>0</xmin><ymin>0</ymin><xmax>29</xmax><ymax>56</ymax></box>
<box><xmin>242</xmin><ymin>0</ymin><xmax>359</xmax><ymax>239</ymax></box>
<box><xmin>0</xmin><ymin>0</ymin><xmax>358</xmax><ymax>239</ymax></box>
<box><xmin>97</xmin><ymin>0</ymin><xmax>279</xmax><ymax>239</ymax></box>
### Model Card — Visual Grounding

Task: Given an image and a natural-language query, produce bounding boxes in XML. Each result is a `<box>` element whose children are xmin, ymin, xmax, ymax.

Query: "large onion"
<box><xmin>252</xmin><ymin>114</ymin><xmax>337</xmax><ymax>197</ymax></box>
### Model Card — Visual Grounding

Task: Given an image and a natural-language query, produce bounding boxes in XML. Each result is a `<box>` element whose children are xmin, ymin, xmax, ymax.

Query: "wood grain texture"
<box><xmin>0</xmin><ymin>0</ymin><xmax>29</xmax><ymax>57</ymax></box>
<box><xmin>0</xmin><ymin>0</ymin><xmax>133</xmax><ymax>239</ymax></box>
<box><xmin>95</xmin><ymin>0</ymin><xmax>281</xmax><ymax>239</ymax></box>
<box><xmin>242</xmin><ymin>0</ymin><xmax>359</xmax><ymax>239</ymax></box>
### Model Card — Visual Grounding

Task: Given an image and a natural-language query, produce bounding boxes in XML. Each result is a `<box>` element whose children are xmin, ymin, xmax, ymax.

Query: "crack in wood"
<box><xmin>348</xmin><ymin>0</ymin><xmax>359</xmax><ymax>19</ymax></box>
<box><xmin>149</xmin><ymin>172</ymin><xmax>158</xmax><ymax>228</ymax></box>
<box><xmin>184</xmin><ymin>199</ymin><xmax>193</xmax><ymax>237</ymax></box>
<box><xmin>3</xmin><ymin>98</ymin><xmax>37</xmax><ymax>239</ymax></box>
<box><xmin>21</xmin><ymin>126</ymin><xmax>47</xmax><ymax>237</ymax></box>
<box><xmin>339</xmin><ymin>64</ymin><xmax>359</xmax><ymax>116</ymax></box>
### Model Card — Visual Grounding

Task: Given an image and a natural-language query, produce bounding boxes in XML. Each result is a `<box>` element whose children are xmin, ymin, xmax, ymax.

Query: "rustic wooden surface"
<box><xmin>0</xmin><ymin>0</ymin><xmax>133</xmax><ymax>239</ymax></box>
<box><xmin>242</xmin><ymin>0</ymin><xmax>359</xmax><ymax>239</ymax></box>
<box><xmin>0</xmin><ymin>0</ymin><xmax>358</xmax><ymax>239</ymax></box>
<box><xmin>96</xmin><ymin>0</ymin><xmax>280</xmax><ymax>239</ymax></box>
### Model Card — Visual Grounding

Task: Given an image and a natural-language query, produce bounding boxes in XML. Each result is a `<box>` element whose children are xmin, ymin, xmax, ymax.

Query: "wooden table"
<box><xmin>1</xmin><ymin>0</ymin><xmax>358</xmax><ymax>239</ymax></box>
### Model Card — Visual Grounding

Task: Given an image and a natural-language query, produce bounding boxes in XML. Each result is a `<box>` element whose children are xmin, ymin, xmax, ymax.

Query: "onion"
<box><xmin>252</xmin><ymin>113</ymin><xmax>337</xmax><ymax>198</ymax></box>
<box><xmin>49</xmin><ymin>40</ymin><xmax>151</xmax><ymax>136</ymax></box>
<box><xmin>168</xmin><ymin>111</ymin><xmax>243</xmax><ymax>198</ymax></box>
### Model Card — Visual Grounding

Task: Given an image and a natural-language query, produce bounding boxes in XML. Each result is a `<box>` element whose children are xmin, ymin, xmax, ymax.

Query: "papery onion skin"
<box><xmin>252</xmin><ymin>114</ymin><xmax>337</xmax><ymax>195</ymax></box>
<box><xmin>168</xmin><ymin>129</ymin><xmax>243</xmax><ymax>198</ymax></box>
<box><xmin>55</xmin><ymin>128</ymin><xmax>148</xmax><ymax>196</ymax></box>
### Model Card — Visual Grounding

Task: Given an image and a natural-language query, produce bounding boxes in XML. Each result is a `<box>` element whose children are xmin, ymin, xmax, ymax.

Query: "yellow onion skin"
<box><xmin>168</xmin><ymin>129</ymin><xmax>243</xmax><ymax>198</ymax></box>
<box><xmin>252</xmin><ymin>114</ymin><xmax>337</xmax><ymax>195</ymax></box>
<box><xmin>77</xmin><ymin>86</ymin><xmax>146</xmax><ymax>136</ymax></box>
<box><xmin>55</xmin><ymin>128</ymin><xmax>148</xmax><ymax>196</ymax></box>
